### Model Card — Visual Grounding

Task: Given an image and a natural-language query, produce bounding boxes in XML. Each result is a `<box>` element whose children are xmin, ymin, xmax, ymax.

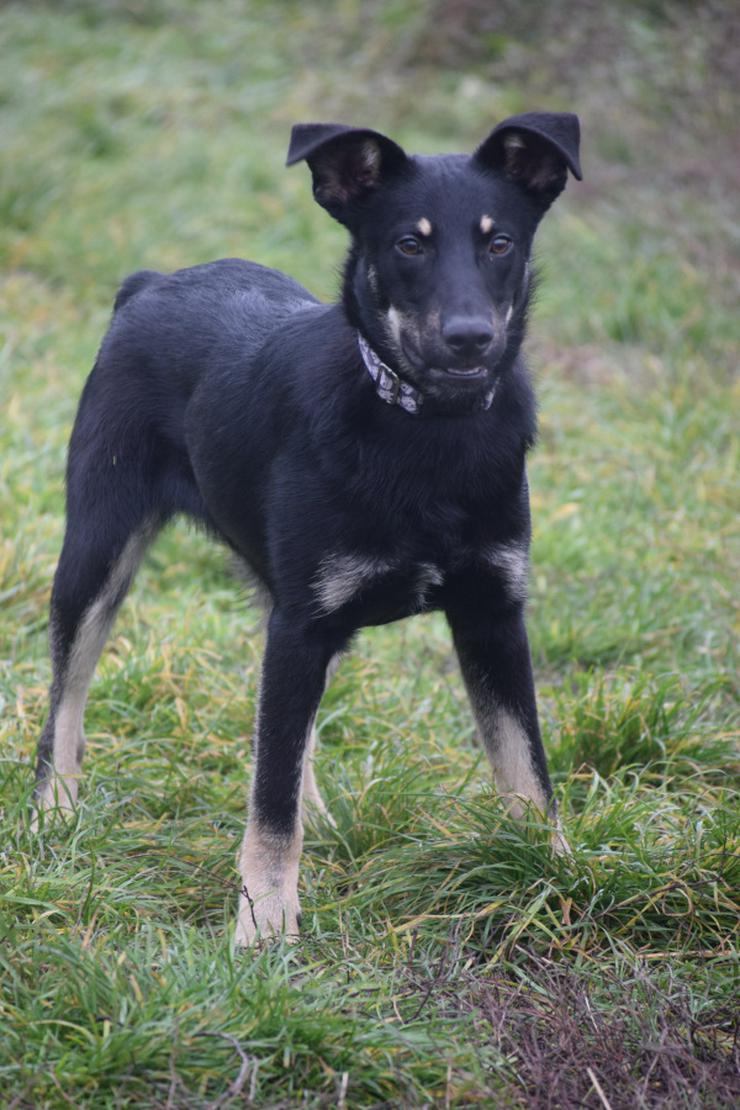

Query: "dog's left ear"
<box><xmin>286</xmin><ymin>122</ymin><xmax>409</xmax><ymax>225</ymax></box>
<box><xmin>474</xmin><ymin>112</ymin><xmax>582</xmax><ymax>208</ymax></box>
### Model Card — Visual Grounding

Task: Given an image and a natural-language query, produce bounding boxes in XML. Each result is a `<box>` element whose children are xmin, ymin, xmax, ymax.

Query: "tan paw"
<box><xmin>234</xmin><ymin>886</ymin><xmax>301</xmax><ymax>947</ymax></box>
<box><xmin>31</xmin><ymin>774</ymin><xmax>79</xmax><ymax>831</ymax></box>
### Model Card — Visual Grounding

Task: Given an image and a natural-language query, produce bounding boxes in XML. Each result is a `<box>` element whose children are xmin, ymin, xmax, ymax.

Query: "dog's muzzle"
<box><xmin>358</xmin><ymin>334</ymin><xmax>496</xmax><ymax>415</ymax></box>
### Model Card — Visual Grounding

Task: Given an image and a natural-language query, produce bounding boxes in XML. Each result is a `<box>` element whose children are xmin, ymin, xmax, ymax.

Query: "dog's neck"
<box><xmin>342</xmin><ymin>247</ymin><xmax>396</xmax><ymax>359</ymax></box>
<box><xmin>342</xmin><ymin>249</ymin><xmax>426</xmax><ymax>414</ymax></box>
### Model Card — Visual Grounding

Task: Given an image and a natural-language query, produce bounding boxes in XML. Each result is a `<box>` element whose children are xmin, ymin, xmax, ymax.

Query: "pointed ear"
<box><xmin>474</xmin><ymin>112</ymin><xmax>582</xmax><ymax>208</ymax></box>
<box><xmin>286</xmin><ymin>123</ymin><xmax>409</xmax><ymax>225</ymax></box>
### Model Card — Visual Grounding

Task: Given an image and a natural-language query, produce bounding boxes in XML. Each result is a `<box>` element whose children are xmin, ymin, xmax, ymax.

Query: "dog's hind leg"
<box><xmin>33</xmin><ymin>383</ymin><xmax>173</xmax><ymax>821</ymax></box>
<box><xmin>300</xmin><ymin>651</ymin><xmax>342</xmax><ymax>829</ymax></box>
<box><xmin>34</xmin><ymin>516</ymin><xmax>160</xmax><ymax>820</ymax></box>
<box><xmin>300</xmin><ymin>726</ymin><xmax>333</xmax><ymax>826</ymax></box>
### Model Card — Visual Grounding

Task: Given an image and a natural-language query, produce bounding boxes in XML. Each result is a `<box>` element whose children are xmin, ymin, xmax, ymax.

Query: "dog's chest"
<box><xmin>313</xmin><ymin>554</ymin><xmax>442</xmax><ymax>624</ymax></box>
<box><xmin>312</xmin><ymin>541</ymin><xmax>527</xmax><ymax>626</ymax></box>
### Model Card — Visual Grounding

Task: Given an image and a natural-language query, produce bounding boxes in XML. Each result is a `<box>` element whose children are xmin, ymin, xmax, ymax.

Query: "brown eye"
<box><xmin>489</xmin><ymin>234</ymin><xmax>512</xmax><ymax>257</ymax></box>
<box><xmin>396</xmin><ymin>236</ymin><xmax>423</xmax><ymax>256</ymax></box>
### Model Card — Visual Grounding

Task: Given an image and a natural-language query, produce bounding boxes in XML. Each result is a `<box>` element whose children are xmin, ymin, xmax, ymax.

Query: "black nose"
<box><xmin>442</xmin><ymin>317</ymin><xmax>494</xmax><ymax>359</ymax></box>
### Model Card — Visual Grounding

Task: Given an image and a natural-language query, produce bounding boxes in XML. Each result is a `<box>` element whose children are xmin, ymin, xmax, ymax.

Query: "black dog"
<box><xmin>34</xmin><ymin>112</ymin><xmax>582</xmax><ymax>943</ymax></box>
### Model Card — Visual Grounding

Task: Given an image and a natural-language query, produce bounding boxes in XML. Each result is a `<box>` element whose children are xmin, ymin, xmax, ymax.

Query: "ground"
<box><xmin>0</xmin><ymin>2</ymin><xmax>738</xmax><ymax>1106</ymax></box>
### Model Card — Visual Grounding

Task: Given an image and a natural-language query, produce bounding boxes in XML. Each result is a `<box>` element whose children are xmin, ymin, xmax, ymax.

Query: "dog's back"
<box><xmin>107</xmin><ymin>257</ymin><xmax>318</xmax><ymax>397</ymax></box>
<box><xmin>68</xmin><ymin>257</ymin><xmax>320</xmax><ymax>518</ymax></box>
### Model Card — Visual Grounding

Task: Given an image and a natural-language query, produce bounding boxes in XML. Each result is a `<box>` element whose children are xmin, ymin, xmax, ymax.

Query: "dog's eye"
<box><xmin>489</xmin><ymin>234</ymin><xmax>512</xmax><ymax>257</ymax></box>
<box><xmin>396</xmin><ymin>236</ymin><xmax>423</xmax><ymax>257</ymax></box>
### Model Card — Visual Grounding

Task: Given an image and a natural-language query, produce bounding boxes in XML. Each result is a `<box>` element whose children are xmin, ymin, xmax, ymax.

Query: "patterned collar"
<box><xmin>357</xmin><ymin>333</ymin><xmax>424</xmax><ymax>414</ymax></box>
<box><xmin>357</xmin><ymin>333</ymin><xmax>497</xmax><ymax>415</ymax></box>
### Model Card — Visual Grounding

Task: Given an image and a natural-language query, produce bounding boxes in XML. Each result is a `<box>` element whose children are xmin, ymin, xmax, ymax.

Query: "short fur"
<box><xmin>34</xmin><ymin>112</ymin><xmax>582</xmax><ymax>943</ymax></box>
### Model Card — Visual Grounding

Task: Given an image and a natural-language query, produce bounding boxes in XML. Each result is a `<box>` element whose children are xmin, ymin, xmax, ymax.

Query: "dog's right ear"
<box><xmin>286</xmin><ymin>123</ymin><xmax>409</xmax><ymax>225</ymax></box>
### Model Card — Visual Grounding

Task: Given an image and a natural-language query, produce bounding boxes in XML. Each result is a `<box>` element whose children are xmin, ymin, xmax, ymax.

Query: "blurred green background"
<box><xmin>1</xmin><ymin>2</ymin><xmax>738</xmax><ymax>1107</ymax></box>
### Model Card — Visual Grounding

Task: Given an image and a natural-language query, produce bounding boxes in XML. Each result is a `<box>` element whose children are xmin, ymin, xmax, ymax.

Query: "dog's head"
<box><xmin>287</xmin><ymin>114</ymin><xmax>581</xmax><ymax>413</ymax></box>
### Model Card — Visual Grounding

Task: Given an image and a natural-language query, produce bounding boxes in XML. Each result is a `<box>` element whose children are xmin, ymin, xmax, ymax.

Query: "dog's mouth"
<box><xmin>435</xmin><ymin>365</ymin><xmax>487</xmax><ymax>380</ymax></box>
<box><xmin>401</xmin><ymin>339</ymin><xmax>490</xmax><ymax>383</ymax></box>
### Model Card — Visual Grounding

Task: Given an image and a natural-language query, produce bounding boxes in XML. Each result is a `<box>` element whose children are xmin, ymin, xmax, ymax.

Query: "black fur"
<box><xmin>35</xmin><ymin>113</ymin><xmax>582</xmax><ymax>936</ymax></box>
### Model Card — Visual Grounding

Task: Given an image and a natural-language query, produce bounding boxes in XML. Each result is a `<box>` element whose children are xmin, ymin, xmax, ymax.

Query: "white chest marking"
<box><xmin>313</xmin><ymin>554</ymin><xmax>445</xmax><ymax>615</ymax></box>
<box><xmin>313</xmin><ymin>553</ymin><xmax>394</xmax><ymax>614</ymax></box>
<box><xmin>484</xmin><ymin>541</ymin><xmax>529</xmax><ymax>601</ymax></box>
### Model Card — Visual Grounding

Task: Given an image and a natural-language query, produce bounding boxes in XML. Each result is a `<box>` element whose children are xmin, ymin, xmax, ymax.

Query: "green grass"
<box><xmin>1</xmin><ymin>2</ymin><xmax>738</xmax><ymax>1106</ymax></box>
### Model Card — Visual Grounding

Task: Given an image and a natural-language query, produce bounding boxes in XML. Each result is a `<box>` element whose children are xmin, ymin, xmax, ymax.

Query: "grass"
<box><xmin>1</xmin><ymin>1</ymin><xmax>738</xmax><ymax>1106</ymax></box>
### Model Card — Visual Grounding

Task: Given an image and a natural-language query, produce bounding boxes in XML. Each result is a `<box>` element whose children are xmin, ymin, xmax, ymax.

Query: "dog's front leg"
<box><xmin>236</xmin><ymin>610</ymin><xmax>340</xmax><ymax>946</ymax></box>
<box><xmin>448</xmin><ymin>604</ymin><xmax>568</xmax><ymax>851</ymax></box>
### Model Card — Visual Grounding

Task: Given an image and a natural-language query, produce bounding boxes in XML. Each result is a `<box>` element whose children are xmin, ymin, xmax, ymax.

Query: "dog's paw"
<box><xmin>31</xmin><ymin>774</ymin><xmax>79</xmax><ymax>831</ymax></box>
<box><xmin>234</xmin><ymin>886</ymin><xmax>301</xmax><ymax>947</ymax></box>
<box><xmin>236</xmin><ymin>822</ymin><xmax>303</xmax><ymax>946</ymax></box>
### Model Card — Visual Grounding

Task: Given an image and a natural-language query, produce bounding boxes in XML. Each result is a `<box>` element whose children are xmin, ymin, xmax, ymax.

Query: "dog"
<box><xmin>34</xmin><ymin>112</ymin><xmax>582</xmax><ymax>944</ymax></box>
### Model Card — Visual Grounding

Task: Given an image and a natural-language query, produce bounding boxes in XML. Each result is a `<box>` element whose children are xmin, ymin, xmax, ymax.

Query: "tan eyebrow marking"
<box><xmin>416</xmin><ymin>217</ymin><xmax>432</xmax><ymax>237</ymax></box>
<box><xmin>480</xmin><ymin>214</ymin><xmax>494</xmax><ymax>234</ymax></box>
